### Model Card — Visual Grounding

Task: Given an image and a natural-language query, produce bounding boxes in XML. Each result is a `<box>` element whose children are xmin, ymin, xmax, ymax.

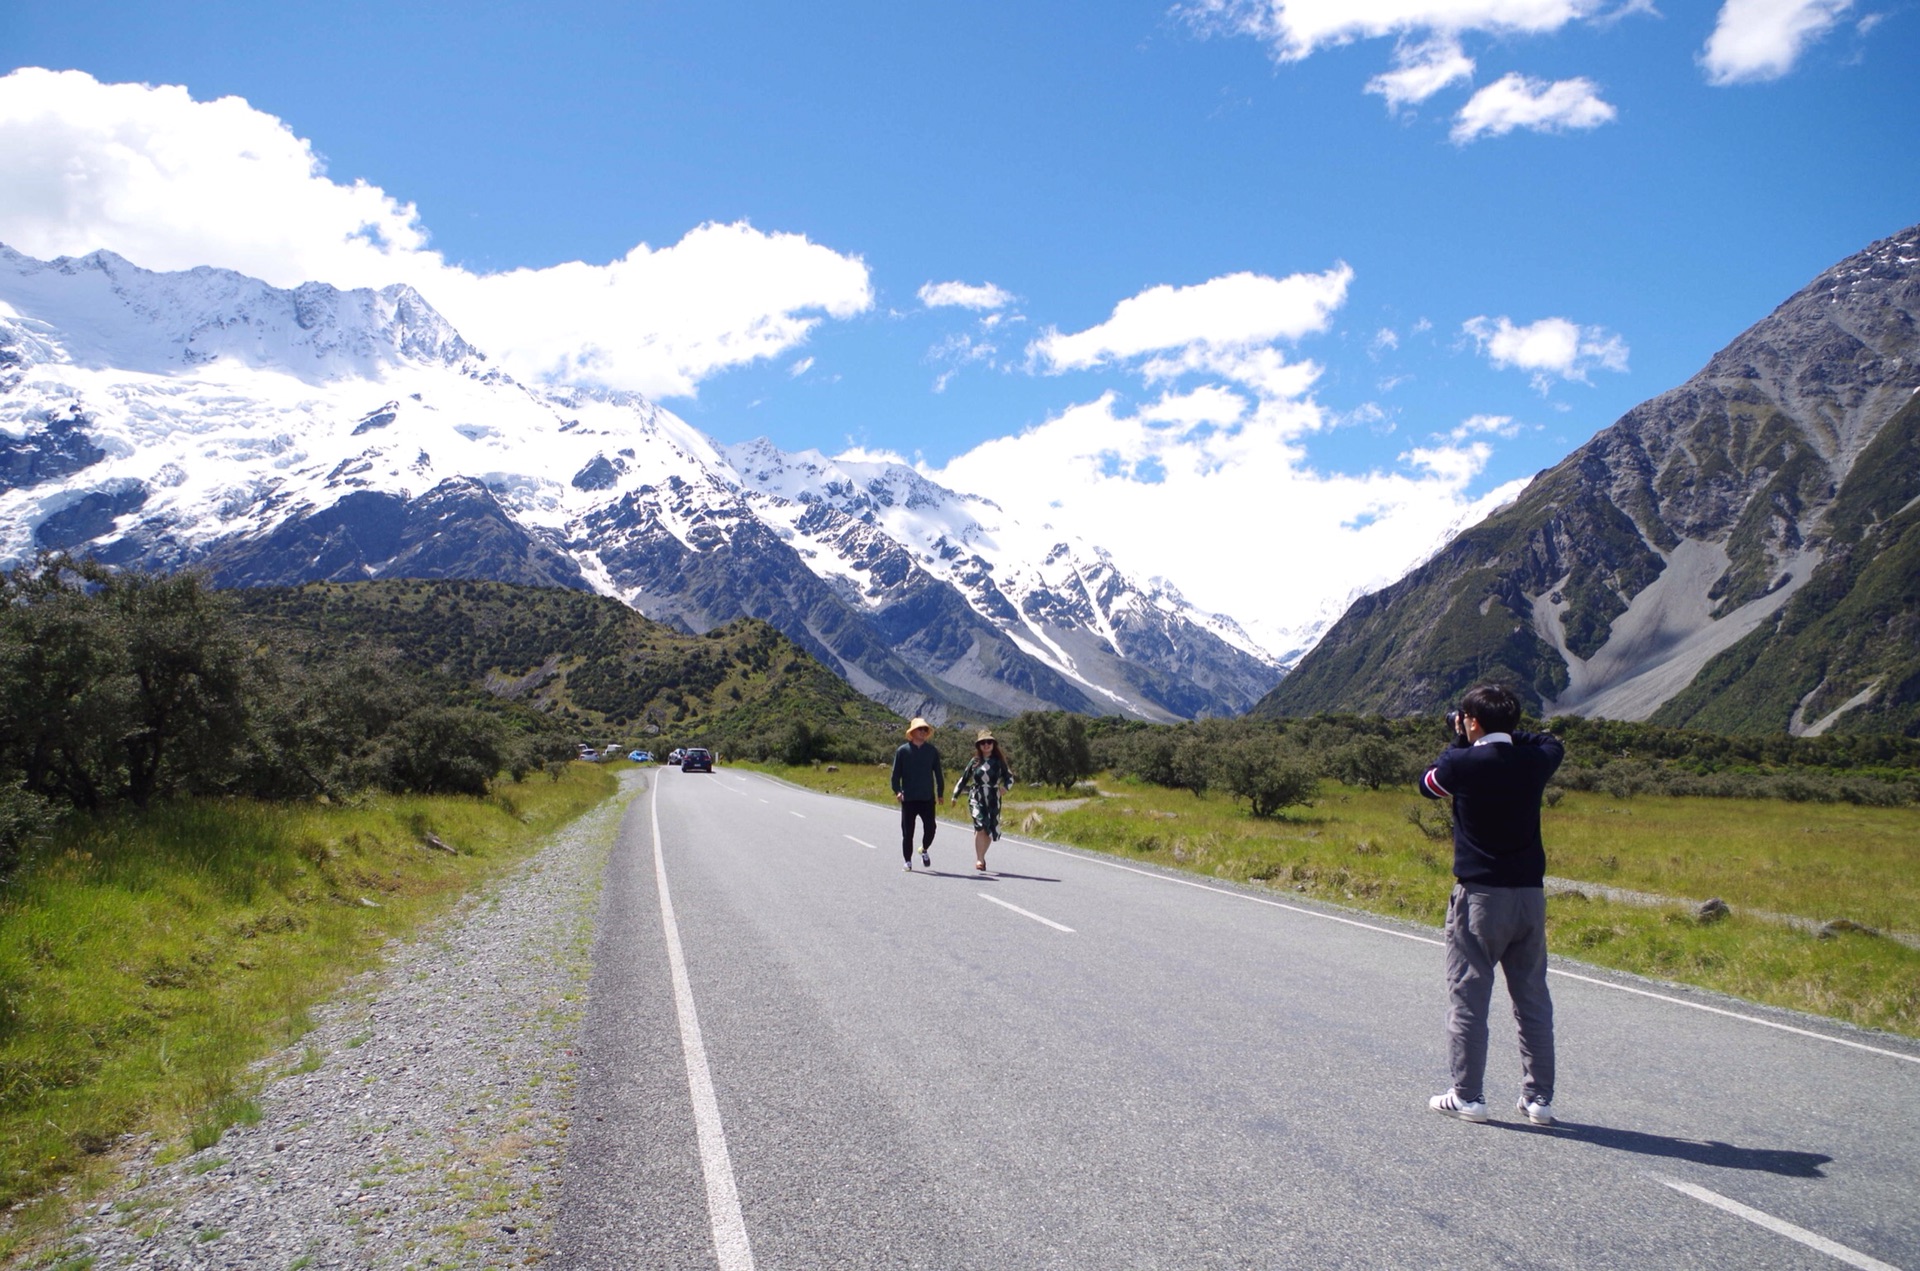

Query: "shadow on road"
<box><xmin>1497</xmin><ymin>1120</ymin><xmax>1832</xmax><ymax>1177</ymax></box>
<box><xmin>917</xmin><ymin>869</ymin><xmax>1062</xmax><ymax>883</ymax></box>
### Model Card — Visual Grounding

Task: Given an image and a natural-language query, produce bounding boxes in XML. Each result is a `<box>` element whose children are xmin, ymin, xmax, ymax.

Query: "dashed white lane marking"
<box><xmin>979</xmin><ymin>892</ymin><xmax>1074</xmax><ymax>933</ymax></box>
<box><xmin>1652</xmin><ymin>1176</ymin><xmax>1903</xmax><ymax>1270</ymax></box>
<box><xmin>845</xmin><ymin>835</ymin><xmax>877</xmax><ymax>849</ymax></box>
<box><xmin>650</xmin><ymin>778</ymin><xmax>757</xmax><ymax>1271</ymax></box>
<box><xmin>787</xmin><ymin>811</ymin><xmax>806</xmax><ymax>819</ymax></box>
<box><xmin>756</xmin><ymin>798</ymin><xmax>769</xmax><ymax>804</ymax></box>
<box><xmin>1003</xmin><ymin>836</ymin><xmax>1920</xmax><ymax>1068</ymax></box>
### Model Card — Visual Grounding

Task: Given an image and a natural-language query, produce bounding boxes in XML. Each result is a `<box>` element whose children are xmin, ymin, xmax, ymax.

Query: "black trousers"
<box><xmin>899</xmin><ymin>799</ymin><xmax>936</xmax><ymax>858</ymax></box>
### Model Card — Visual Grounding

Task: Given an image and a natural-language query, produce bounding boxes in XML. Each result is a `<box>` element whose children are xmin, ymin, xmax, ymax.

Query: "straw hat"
<box><xmin>905</xmin><ymin>716</ymin><xmax>935</xmax><ymax>738</ymax></box>
<box><xmin>974</xmin><ymin>729</ymin><xmax>996</xmax><ymax>744</ymax></box>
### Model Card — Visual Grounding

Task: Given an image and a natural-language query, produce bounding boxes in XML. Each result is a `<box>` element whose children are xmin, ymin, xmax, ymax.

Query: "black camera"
<box><xmin>1446</xmin><ymin>710</ymin><xmax>1468</xmax><ymax>748</ymax></box>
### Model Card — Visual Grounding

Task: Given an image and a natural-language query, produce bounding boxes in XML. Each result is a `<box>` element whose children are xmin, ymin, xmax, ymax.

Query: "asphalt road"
<box><xmin>555</xmin><ymin>767</ymin><xmax>1920</xmax><ymax>1270</ymax></box>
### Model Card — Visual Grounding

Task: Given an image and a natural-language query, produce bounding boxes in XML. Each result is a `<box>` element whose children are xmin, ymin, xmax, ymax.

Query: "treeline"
<box><xmin>1074</xmin><ymin>712</ymin><xmax>1920</xmax><ymax>810</ymax></box>
<box><xmin>0</xmin><ymin>559</ymin><xmax>575</xmax><ymax>870</ymax></box>
<box><xmin>231</xmin><ymin>580</ymin><xmax>908</xmax><ymax>768</ymax></box>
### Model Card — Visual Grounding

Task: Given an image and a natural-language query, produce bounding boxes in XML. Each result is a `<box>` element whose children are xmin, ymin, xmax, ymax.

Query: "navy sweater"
<box><xmin>1419</xmin><ymin>731</ymin><xmax>1564</xmax><ymax>887</ymax></box>
<box><xmin>890</xmin><ymin>741</ymin><xmax>946</xmax><ymax>803</ymax></box>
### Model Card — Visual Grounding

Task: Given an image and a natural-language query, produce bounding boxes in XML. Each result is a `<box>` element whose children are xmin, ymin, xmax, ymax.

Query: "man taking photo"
<box><xmin>1418</xmin><ymin>683</ymin><xmax>1564</xmax><ymax>1126</ymax></box>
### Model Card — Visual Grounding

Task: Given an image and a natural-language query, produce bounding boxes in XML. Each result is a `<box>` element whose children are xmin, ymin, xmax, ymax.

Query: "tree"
<box><xmin>102</xmin><ymin>569</ymin><xmax>248</xmax><ymax>807</ymax></box>
<box><xmin>1327</xmin><ymin>736</ymin><xmax>1403</xmax><ymax>790</ymax></box>
<box><xmin>1218</xmin><ymin>737</ymin><xmax>1319</xmax><ymax>818</ymax></box>
<box><xmin>1170</xmin><ymin>733</ymin><xmax>1214</xmax><ymax>797</ymax></box>
<box><xmin>375</xmin><ymin>706</ymin><xmax>508</xmax><ymax>797</ymax></box>
<box><xmin>0</xmin><ymin>559</ymin><xmax>132</xmax><ymax>810</ymax></box>
<box><xmin>1010</xmin><ymin>711</ymin><xmax>1093</xmax><ymax>790</ymax></box>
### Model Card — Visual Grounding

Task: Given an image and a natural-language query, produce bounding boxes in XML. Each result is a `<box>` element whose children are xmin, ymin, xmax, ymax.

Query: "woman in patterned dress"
<box><xmin>950</xmin><ymin>729</ymin><xmax>1016</xmax><ymax>872</ymax></box>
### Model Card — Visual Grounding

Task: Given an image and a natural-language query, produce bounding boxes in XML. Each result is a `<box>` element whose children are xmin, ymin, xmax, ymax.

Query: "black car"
<box><xmin>681</xmin><ymin>747</ymin><xmax>714</xmax><ymax>773</ymax></box>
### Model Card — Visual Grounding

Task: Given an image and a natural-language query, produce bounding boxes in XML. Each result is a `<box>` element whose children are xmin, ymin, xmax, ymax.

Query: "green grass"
<box><xmin>0</xmin><ymin>762</ymin><xmax>618</xmax><ymax>1253</ymax></box>
<box><xmin>747</xmin><ymin>762</ymin><xmax>1920</xmax><ymax>1039</ymax></box>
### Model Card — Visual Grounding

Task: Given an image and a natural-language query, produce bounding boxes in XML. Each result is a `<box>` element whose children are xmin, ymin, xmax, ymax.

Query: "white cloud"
<box><xmin>918</xmin><ymin>279</ymin><xmax>1014</xmax><ymax>310</ymax></box>
<box><xmin>1366</xmin><ymin>35</ymin><xmax>1477</xmax><ymax>109</ymax></box>
<box><xmin>1700</xmin><ymin>0</ymin><xmax>1853</xmax><ymax>84</ymax></box>
<box><xmin>1445</xmin><ymin>412</ymin><xmax>1524</xmax><ymax>440</ymax></box>
<box><xmin>1463</xmin><ymin>314</ymin><xmax>1629</xmax><ymax>388</ymax></box>
<box><xmin>0</xmin><ymin>68</ymin><xmax>872</xmax><ymax>398</ymax></box>
<box><xmin>789</xmin><ymin>356</ymin><xmax>815</xmax><ymax>377</ymax></box>
<box><xmin>926</xmin><ymin>389</ymin><xmax>1527</xmax><ymax>640</ymax></box>
<box><xmin>834</xmin><ymin>444</ymin><xmax>910</xmax><ymax>465</ymax></box>
<box><xmin>1451</xmin><ymin>73</ymin><xmax>1617</xmax><ymax>141</ymax></box>
<box><xmin>1370</xmin><ymin>326</ymin><xmax>1401</xmax><ymax>354</ymax></box>
<box><xmin>928</xmin><ymin>331</ymin><xmax>999</xmax><ymax>392</ymax></box>
<box><xmin>1030</xmin><ymin>266</ymin><xmax>1352</xmax><ymax>373</ymax></box>
<box><xmin>1180</xmin><ymin>0</ymin><xmax>1610</xmax><ymax>60</ymax></box>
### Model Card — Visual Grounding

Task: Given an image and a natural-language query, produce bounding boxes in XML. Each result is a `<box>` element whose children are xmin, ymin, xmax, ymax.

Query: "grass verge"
<box><xmin>0</xmin><ymin>761</ymin><xmax>620</xmax><ymax>1252</ymax></box>
<box><xmin>746</xmin><ymin>762</ymin><xmax>1920</xmax><ymax>1039</ymax></box>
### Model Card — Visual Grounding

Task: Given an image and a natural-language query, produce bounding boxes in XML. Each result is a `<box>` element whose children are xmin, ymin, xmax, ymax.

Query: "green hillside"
<box><xmin>1651</xmin><ymin>391</ymin><xmax>1920</xmax><ymax>735</ymax></box>
<box><xmin>230</xmin><ymin>579</ymin><xmax>909</xmax><ymax>760</ymax></box>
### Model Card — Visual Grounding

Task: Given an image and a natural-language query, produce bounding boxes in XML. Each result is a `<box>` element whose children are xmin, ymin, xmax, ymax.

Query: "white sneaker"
<box><xmin>902</xmin><ymin>860</ymin><xmax>912</xmax><ymax>871</ymax></box>
<box><xmin>1517</xmin><ymin>1096</ymin><xmax>1553</xmax><ymax>1125</ymax></box>
<box><xmin>1429</xmin><ymin>1091</ymin><xmax>1488</xmax><ymax>1123</ymax></box>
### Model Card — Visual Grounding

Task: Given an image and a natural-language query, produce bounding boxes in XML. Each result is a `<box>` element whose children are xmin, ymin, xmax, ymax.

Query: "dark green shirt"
<box><xmin>890</xmin><ymin>740</ymin><xmax>945</xmax><ymax>802</ymax></box>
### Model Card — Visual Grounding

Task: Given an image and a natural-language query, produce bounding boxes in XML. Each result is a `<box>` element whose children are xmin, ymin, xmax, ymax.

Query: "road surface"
<box><xmin>555</xmin><ymin>767</ymin><xmax>1920</xmax><ymax>1269</ymax></box>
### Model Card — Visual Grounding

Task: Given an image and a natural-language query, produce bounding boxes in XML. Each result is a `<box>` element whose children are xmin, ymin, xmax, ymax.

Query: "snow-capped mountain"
<box><xmin>0</xmin><ymin>245</ymin><xmax>1283</xmax><ymax>721</ymax></box>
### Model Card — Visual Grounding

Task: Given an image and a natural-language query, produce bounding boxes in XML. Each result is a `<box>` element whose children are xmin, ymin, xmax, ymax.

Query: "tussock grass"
<box><xmin>0</xmin><ymin>762</ymin><xmax>616</xmax><ymax>1241</ymax></box>
<box><xmin>751</xmin><ymin>763</ymin><xmax>1920</xmax><ymax>1038</ymax></box>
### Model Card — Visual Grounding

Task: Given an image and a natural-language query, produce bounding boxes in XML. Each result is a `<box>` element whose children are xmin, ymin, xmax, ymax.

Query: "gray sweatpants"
<box><xmin>1445</xmin><ymin>883</ymin><xmax>1554</xmax><ymax>1105</ymax></box>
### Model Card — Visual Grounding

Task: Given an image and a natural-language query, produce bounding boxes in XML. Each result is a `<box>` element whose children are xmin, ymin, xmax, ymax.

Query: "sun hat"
<box><xmin>974</xmin><ymin>729</ymin><xmax>996</xmax><ymax>744</ymax></box>
<box><xmin>905</xmin><ymin>716</ymin><xmax>935</xmax><ymax>737</ymax></box>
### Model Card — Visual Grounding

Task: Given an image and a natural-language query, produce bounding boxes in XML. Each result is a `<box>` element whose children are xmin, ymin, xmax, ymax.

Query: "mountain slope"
<box><xmin>0</xmin><ymin>245</ymin><xmax>1280</xmax><ymax>722</ymax></box>
<box><xmin>1255</xmin><ymin>223</ymin><xmax>1920</xmax><ymax>734</ymax></box>
<box><xmin>230</xmin><ymin>578</ymin><xmax>907</xmax><ymax>752</ymax></box>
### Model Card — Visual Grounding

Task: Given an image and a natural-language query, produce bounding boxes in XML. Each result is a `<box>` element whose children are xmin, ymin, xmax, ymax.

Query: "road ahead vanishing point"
<box><xmin>555</xmin><ymin>770</ymin><xmax>1919</xmax><ymax>1270</ymax></box>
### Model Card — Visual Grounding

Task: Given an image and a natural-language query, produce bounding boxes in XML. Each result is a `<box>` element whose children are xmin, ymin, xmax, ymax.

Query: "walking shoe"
<box><xmin>1428</xmin><ymin>1091</ymin><xmax>1488</xmax><ymax>1122</ymax></box>
<box><xmin>1516</xmin><ymin>1096</ymin><xmax>1553</xmax><ymax>1126</ymax></box>
<box><xmin>902</xmin><ymin>860</ymin><xmax>912</xmax><ymax>872</ymax></box>
<box><xmin>920</xmin><ymin>850</ymin><xmax>930</xmax><ymax>868</ymax></box>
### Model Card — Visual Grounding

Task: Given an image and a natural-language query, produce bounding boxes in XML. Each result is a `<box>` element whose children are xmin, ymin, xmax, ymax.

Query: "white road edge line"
<box><xmin>1652</xmin><ymin>1175</ymin><xmax>1903</xmax><ymax>1271</ymax></box>
<box><xmin>979</xmin><ymin>892</ymin><xmax>1074</xmax><ymax>933</ymax></box>
<box><xmin>844</xmin><ymin>835</ymin><xmax>877</xmax><ymax>849</ymax></box>
<box><xmin>651</xmin><ymin>777</ymin><xmax>757</xmax><ymax>1271</ymax></box>
<box><xmin>1002</xmin><ymin>836</ymin><xmax>1920</xmax><ymax>1067</ymax></box>
<box><xmin>1552</xmin><ymin>970</ymin><xmax>1920</xmax><ymax>1065</ymax></box>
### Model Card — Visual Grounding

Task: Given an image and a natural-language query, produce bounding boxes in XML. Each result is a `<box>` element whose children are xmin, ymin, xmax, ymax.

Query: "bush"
<box><xmin>373</xmin><ymin>707</ymin><xmax>509</xmax><ymax>797</ymax></box>
<box><xmin>1217</xmin><ymin>738</ymin><xmax>1319</xmax><ymax>818</ymax></box>
<box><xmin>1011</xmin><ymin>712</ymin><xmax>1093</xmax><ymax>791</ymax></box>
<box><xmin>1326</xmin><ymin>736</ymin><xmax>1404</xmax><ymax>789</ymax></box>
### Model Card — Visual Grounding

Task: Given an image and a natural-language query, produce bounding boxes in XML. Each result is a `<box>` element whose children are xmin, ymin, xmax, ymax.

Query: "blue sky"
<box><xmin>3</xmin><ymin>0</ymin><xmax>1916</xmax><ymax>644</ymax></box>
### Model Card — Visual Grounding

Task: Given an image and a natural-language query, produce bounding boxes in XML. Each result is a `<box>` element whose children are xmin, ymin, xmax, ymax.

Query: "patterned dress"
<box><xmin>954</xmin><ymin>754</ymin><xmax>1016</xmax><ymax>840</ymax></box>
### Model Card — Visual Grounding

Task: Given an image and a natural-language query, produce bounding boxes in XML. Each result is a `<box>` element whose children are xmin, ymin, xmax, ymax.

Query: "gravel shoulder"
<box><xmin>41</xmin><ymin>770</ymin><xmax>644</xmax><ymax>1271</ymax></box>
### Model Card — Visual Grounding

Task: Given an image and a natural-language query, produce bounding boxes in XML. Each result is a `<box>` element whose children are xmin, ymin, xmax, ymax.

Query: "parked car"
<box><xmin>681</xmin><ymin>747</ymin><xmax>714</xmax><ymax>773</ymax></box>
<box><xmin>577</xmin><ymin>747</ymin><xmax>600</xmax><ymax>762</ymax></box>
<box><xmin>628</xmin><ymin>750</ymin><xmax>653</xmax><ymax>763</ymax></box>
<box><xmin>667</xmin><ymin>749</ymin><xmax>685</xmax><ymax>766</ymax></box>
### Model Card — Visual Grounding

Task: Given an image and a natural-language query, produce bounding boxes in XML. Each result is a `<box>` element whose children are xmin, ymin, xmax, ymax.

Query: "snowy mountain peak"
<box><xmin>0</xmin><ymin>243</ymin><xmax>481</xmax><ymax>382</ymax></box>
<box><xmin>0</xmin><ymin>245</ymin><xmax>1287</xmax><ymax>721</ymax></box>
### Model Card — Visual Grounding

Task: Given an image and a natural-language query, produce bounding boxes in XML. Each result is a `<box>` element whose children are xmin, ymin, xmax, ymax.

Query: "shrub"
<box><xmin>1011</xmin><ymin>712</ymin><xmax>1094</xmax><ymax>791</ymax></box>
<box><xmin>1217</xmin><ymin>738</ymin><xmax>1319</xmax><ymax>818</ymax></box>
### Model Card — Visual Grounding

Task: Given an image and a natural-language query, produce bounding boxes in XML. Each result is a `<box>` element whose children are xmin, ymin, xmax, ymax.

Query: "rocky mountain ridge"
<box><xmin>0</xmin><ymin>245</ymin><xmax>1282</xmax><ymax>722</ymax></box>
<box><xmin>1257</xmin><ymin>222</ymin><xmax>1920</xmax><ymax>735</ymax></box>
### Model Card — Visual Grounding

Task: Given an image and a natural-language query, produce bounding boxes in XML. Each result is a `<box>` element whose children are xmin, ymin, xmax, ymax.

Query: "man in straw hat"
<box><xmin>891</xmin><ymin>717</ymin><xmax>945</xmax><ymax>871</ymax></box>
